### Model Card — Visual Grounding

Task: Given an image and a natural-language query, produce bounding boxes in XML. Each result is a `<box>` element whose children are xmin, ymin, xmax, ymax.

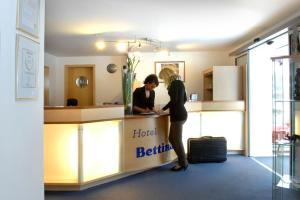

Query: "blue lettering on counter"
<box><xmin>136</xmin><ymin>143</ymin><xmax>173</xmax><ymax>158</ymax></box>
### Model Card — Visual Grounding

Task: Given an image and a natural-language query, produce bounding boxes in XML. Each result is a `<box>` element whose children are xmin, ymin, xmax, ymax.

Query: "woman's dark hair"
<box><xmin>144</xmin><ymin>74</ymin><xmax>159</xmax><ymax>86</ymax></box>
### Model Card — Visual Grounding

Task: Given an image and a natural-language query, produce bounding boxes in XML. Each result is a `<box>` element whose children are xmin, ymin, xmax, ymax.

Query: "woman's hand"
<box><xmin>142</xmin><ymin>108</ymin><xmax>151</xmax><ymax>113</ymax></box>
<box><xmin>155</xmin><ymin>109</ymin><xmax>164</xmax><ymax>114</ymax></box>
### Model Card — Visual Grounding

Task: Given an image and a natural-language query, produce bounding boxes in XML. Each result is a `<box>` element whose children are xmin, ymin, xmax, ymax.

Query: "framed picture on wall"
<box><xmin>155</xmin><ymin>61</ymin><xmax>185</xmax><ymax>82</ymax></box>
<box><xmin>16</xmin><ymin>34</ymin><xmax>39</xmax><ymax>99</ymax></box>
<box><xmin>17</xmin><ymin>0</ymin><xmax>40</xmax><ymax>38</ymax></box>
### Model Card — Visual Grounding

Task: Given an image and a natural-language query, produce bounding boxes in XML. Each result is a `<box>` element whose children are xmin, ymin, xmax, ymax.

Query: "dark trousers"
<box><xmin>169</xmin><ymin>120</ymin><xmax>187</xmax><ymax>167</ymax></box>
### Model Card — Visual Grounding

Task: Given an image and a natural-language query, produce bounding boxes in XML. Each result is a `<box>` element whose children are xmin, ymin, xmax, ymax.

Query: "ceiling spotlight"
<box><xmin>253</xmin><ymin>37</ymin><xmax>260</xmax><ymax>43</ymax></box>
<box><xmin>266</xmin><ymin>40</ymin><xmax>274</xmax><ymax>45</ymax></box>
<box><xmin>93</xmin><ymin>37</ymin><xmax>163</xmax><ymax>53</ymax></box>
<box><xmin>116</xmin><ymin>42</ymin><xmax>127</xmax><ymax>52</ymax></box>
<box><xmin>95</xmin><ymin>41</ymin><xmax>106</xmax><ymax>50</ymax></box>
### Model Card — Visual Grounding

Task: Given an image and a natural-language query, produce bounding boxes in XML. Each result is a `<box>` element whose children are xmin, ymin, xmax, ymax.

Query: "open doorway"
<box><xmin>248</xmin><ymin>32</ymin><xmax>289</xmax><ymax>168</ymax></box>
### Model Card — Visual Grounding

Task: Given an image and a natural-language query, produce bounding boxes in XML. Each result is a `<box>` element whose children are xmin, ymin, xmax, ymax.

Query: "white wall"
<box><xmin>0</xmin><ymin>1</ymin><xmax>44</xmax><ymax>200</ymax></box>
<box><xmin>49</xmin><ymin>55</ymin><xmax>127</xmax><ymax>105</ymax></box>
<box><xmin>136</xmin><ymin>52</ymin><xmax>234</xmax><ymax>105</ymax></box>
<box><xmin>45</xmin><ymin>51</ymin><xmax>234</xmax><ymax>106</ymax></box>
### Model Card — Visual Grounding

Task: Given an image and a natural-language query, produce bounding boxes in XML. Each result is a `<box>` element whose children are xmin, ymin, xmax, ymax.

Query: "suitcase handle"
<box><xmin>202</xmin><ymin>136</ymin><xmax>213</xmax><ymax>139</ymax></box>
<box><xmin>188</xmin><ymin>136</ymin><xmax>212</xmax><ymax>141</ymax></box>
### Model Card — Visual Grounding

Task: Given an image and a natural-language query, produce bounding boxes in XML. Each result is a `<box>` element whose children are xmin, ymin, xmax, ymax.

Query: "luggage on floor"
<box><xmin>187</xmin><ymin>136</ymin><xmax>227</xmax><ymax>163</ymax></box>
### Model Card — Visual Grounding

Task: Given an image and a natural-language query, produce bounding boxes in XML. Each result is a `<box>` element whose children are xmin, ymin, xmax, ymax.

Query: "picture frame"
<box><xmin>16</xmin><ymin>34</ymin><xmax>39</xmax><ymax>99</ymax></box>
<box><xmin>17</xmin><ymin>0</ymin><xmax>40</xmax><ymax>38</ymax></box>
<box><xmin>155</xmin><ymin>61</ymin><xmax>185</xmax><ymax>82</ymax></box>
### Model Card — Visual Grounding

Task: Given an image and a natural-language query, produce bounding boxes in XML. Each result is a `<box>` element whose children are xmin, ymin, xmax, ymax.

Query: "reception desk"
<box><xmin>44</xmin><ymin>101</ymin><xmax>245</xmax><ymax>190</ymax></box>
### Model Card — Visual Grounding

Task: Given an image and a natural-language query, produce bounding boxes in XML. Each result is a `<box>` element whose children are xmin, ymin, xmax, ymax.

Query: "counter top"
<box><xmin>44</xmin><ymin>106</ymin><xmax>124</xmax><ymax>124</ymax></box>
<box><xmin>45</xmin><ymin>105</ymin><xmax>123</xmax><ymax>110</ymax></box>
<box><xmin>185</xmin><ymin>100</ymin><xmax>245</xmax><ymax>112</ymax></box>
<box><xmin>44</xmin><ymin>101</ymin><xmax>245</xmax><ymax>124</ymax></box>
<box><xmin>124</xmin><ymin>112</ymin><xmax>169</xmax><ymax>120</ymax></box>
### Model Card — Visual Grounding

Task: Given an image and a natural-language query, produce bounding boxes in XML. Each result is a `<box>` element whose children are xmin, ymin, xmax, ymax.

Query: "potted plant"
<box><xmin>122</xmin><ymin>54</ymin><xmax>140</xmax><ymax>114</ymax></box>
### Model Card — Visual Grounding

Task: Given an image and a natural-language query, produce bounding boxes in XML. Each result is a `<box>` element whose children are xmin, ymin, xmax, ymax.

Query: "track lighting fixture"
<box><xmin>94</xmin><ymin>35</ymin><xmax>168</xmax><ymax>53</ymax></box>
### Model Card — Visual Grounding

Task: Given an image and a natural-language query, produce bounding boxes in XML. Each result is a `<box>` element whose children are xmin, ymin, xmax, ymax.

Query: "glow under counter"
<box><xmin>44</xmin><ymin>121</ymin><xmax>121</xmax><ymax>186</ymax></box>
<box><xmin>44</xmin><ymin>124</ymin><xmax>79</xmax><ymax>184</ymax></box>
<box><xmin>81</xmin><ymin>121</ymin><xmax>121</xmax><ymax>182</ymax></box>
<box><xmin>182</xmin><ymin>112</ymin><xmax>201</xmax><ymax>152</ymax></box>
<box><xmin>44</xmin><ymin>101</ymin><xmax>245</xmax><ymax>191</ymax></box>
<box><xmin>200</xmin><ymin>111</ymin><xmax>244</xmax><ymax>150</ymax></box>
<box><xmin>44</xmin><ymin>106</ymin><xmax>124</xmax><ymax>190</ymax></box>
<box><xmin>184</xmin><ymin>101</ymin><xmax>245</xmax><ymax>152</ymax></box>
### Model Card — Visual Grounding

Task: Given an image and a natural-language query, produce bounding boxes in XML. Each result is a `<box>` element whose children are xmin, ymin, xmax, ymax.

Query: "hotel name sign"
<box><xmin>123</xmin><ymin>116</ymin><xmax>176</xmax><ymax>171</ymax></box>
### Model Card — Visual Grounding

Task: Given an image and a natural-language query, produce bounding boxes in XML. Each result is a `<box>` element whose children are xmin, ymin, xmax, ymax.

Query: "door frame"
<box><xmin>44</xmin><ymin>65</ymin><xmax>50</xmax><ymax>106</ymax></box>
<box><xmin>64</xmin><ymin>64</ymin><xmax>96</xmax><ymax>106</ymax></box>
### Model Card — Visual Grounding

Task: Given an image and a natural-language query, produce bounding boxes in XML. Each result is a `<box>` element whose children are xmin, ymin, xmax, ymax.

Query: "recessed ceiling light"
<box><xmin>116</xmin><ymin>42</ymin><xmax>127</xmax><ymax>52</ymax></box>
<box><xmin>95</xmin><ymin>41</ymin><xmax>106</xmax><ymax>50</ymax></box>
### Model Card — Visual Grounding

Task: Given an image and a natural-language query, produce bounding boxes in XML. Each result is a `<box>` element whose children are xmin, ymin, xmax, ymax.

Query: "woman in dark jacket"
<box><xmin>133</xmin><ymin>74</ymin><xmax>159</xmax><ymax>114</ymax></box>
<box><xmin>159</xmin><ymin>68</ymin><xmax>188</xmax><ymax>171</ymax></box>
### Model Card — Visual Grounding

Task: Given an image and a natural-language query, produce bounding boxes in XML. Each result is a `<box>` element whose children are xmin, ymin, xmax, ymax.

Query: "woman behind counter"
<box><xmin>159</xmin><ymin>68</ymin><xmax>188</xmax><ymax>171</ymax></box>
<box><xmin>133</xmin><ymin>74</ymin><xmax>159</xmax><ymax>114</ymax></box>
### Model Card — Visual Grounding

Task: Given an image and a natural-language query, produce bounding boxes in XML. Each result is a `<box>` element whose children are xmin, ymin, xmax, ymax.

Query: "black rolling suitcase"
<box><xmin>187</xmin><ymin>136</ymin><xmax>227</xmax><ymax>163</ymax></box>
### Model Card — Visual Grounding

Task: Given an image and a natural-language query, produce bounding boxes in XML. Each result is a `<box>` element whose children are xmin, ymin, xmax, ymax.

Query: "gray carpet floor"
<box><xmin>44</xmin><ymin>155</ymin><xmax>300</xmax><ymax>200</ymax></box>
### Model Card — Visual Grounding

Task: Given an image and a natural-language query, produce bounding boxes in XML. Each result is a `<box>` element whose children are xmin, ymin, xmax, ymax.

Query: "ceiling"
<box><xmin>45</xmin><ymin>0</ymin><xmax>300</xmax><ymax>57</ymax></box>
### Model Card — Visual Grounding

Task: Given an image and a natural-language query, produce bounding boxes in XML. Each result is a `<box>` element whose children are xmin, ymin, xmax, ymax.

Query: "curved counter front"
<box><xmin>44</xmin><ymin>101</ymin><xmax>245</xmax><ymax>190</ymax></box>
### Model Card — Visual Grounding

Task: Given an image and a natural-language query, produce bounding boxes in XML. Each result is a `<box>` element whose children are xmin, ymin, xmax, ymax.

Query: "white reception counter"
<box><xmin>44</xmin><ymin>101</ymin><xmax>245</xmax><ymax>190</ymax></box>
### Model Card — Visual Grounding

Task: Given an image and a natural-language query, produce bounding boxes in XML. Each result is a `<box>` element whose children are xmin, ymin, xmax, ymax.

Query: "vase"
<box><xmin>122</xmin><ymin>72</ymin><xmax>134</xmax><ymax>115</ymax></box>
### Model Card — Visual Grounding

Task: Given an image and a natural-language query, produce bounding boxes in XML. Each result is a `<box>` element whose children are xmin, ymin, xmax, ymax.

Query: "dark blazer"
<box><xmin>162</xmin><ymin>80</ymin><xmax>187</xmax><ymax>122</ymax></box>
<box><xmin>133</xmin><ymin>86</ymin><xmax>155</xmax><ymax>114</ymax></box>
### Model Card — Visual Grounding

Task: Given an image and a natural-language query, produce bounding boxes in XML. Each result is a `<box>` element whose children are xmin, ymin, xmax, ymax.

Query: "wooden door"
<box><xmin>44</xmin><ymin>66</ymin><xmax>49</xmax><ymax>106</ymax></box>
<box><xmin>65</xmin><ymin>65</ymin><xmax>95</xmax><ymax>106</ymax></box>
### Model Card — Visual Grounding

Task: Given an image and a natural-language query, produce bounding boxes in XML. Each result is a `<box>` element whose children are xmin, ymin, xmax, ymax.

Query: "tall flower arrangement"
<box><xmin>122</xmin><ymin>54</ymin><xmax>140</xmax><ymax>114</ymax></box>
<box><xmin>125</xmin><ymin>55</ymin><xmax>140</xmax><ymax>73</ymax></box>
